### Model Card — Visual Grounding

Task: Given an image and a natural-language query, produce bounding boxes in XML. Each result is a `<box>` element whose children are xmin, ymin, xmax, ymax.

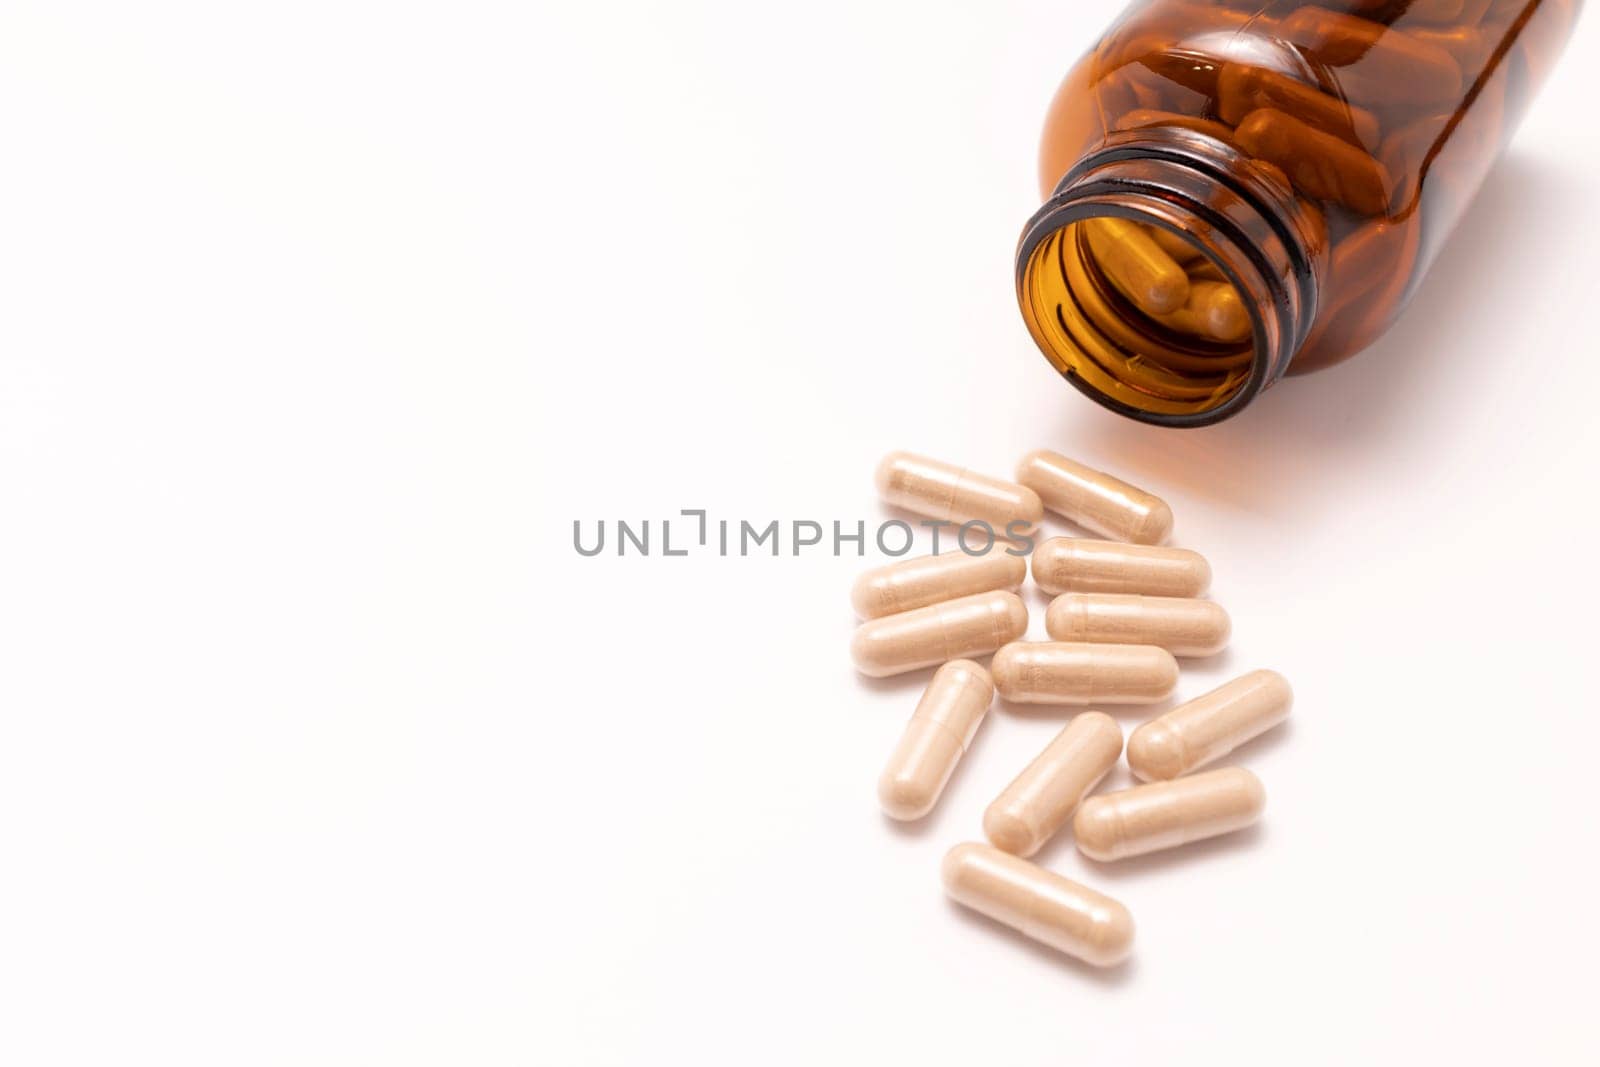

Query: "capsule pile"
<box><xmin>854</xmin><ymin>449</ymin><xmax>1292</xmax><ymax>969</ymax></box>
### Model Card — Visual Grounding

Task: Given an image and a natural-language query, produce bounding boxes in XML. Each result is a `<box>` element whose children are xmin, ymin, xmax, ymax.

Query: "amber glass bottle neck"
<box><xmin>1017</xmin><ymin>129</ymin><xmax>1324</xmax><ymax>427</ymax></box>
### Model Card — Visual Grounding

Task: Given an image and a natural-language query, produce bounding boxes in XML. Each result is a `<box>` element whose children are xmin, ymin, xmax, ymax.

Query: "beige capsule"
<box><xmin>851</xmin><ymin>550</ymin><xmax>1026</xmax><ymax>620</ymax></box>
<box><xmin>941</xmin><ymin>842</ymin><xmax>1134</xmax><ymax>967</ymax></box>
<box><xmin>875</xmin><ymin>451</ymin><xmax>1044</xmax><ymax>540</ymax></box>
<box><xmin>1128</xmin><ymin>669</ymin><xmax>1293</xmax><ymax>781</ymax></box>
<box><xmin>1045</xmin><ymin>593</ymin><xmax>1231</xmax><ymax>658</ymax></box>
<box><xmin>1074</xmin><ymin>767</ymin><xmax>1265</xmax><ymax>862</ymax></box>
<box><xmin>991</xmin><ymin>641</ymin><xmax>1177</xmax><ymax>705</ymax></box>
<box><xmin>878</xmin><ymin>660</ymin><xmax>994</xmax><ymax>820</ymax></box>
<box><xmin>1015</xmin><ymin>449</ymin><xmax>1173</xmax><ymax>545</ymax></box>
<box><xmin>1031</xmin><ymin>537</ymin><xmax>1211</xmax><ymax>598</ymax></box>
<box><xmin>984</xmin><ymin>711</ymin><xmax>1123</xmax><ymax>857</ymax></box>
<box><xmin>851</xmin><ymin>591</ymin><xmax>1028</xmax><ymax>678</ymax></box>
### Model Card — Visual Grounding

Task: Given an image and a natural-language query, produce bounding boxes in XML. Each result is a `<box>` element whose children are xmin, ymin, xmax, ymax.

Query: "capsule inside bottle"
<box><xmin>1082</xmin><ymin>217</ymin><xmax>1190</xmax><ymax>315</ymax></box>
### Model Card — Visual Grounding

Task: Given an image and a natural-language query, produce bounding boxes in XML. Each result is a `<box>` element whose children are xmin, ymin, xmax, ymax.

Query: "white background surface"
<box><xmin>2</xmin><ymin>2</ymin><xmax>1598</xmax><ymax>1064</ymax></box>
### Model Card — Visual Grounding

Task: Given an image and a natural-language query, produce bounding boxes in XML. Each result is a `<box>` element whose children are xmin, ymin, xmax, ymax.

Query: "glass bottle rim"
<box><xmin>1016</xmin><ymin>130</ymin><xmax>1318</xmax><ymax>427</ymax></box>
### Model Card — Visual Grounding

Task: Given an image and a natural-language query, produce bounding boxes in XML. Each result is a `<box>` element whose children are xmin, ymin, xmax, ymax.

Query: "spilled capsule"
<box><xmin>1074</xmin><ymin>767</ymin><xmax>1266</xmax><ymax>862</ymax></box>
<box><xmin>1128</xmin><ymin>669</ymin><xmax>1292</xmax><ymax>781</ymax></box>
<box><xmin>991</xmin><ymin>641</ymin><xmax>1178</xmax><ymax>705</ymax></box>
<box><xmin>1045</xmin><ymin>592</ymin><xmax>1231</xmax><ymax>658</ymax></box>
<box><xmin>878</xmin><ymin>660</ymin><xmax>994</xmax><ymax>820</ymax></box>
<box><xmin>851</xmin><ymin>590</ymin><xmax>1028</xmax><ymax>678</ymax></box>
<box><xmin>851</xmin><ymin>550</ymin><xmax>1026</xmax><ymax>620</ymax></box>
<box><xmin>1031</xmin><ymin>537</ymin><xmax>1211</xmax><ymax>598</ymax></box>
<box><xmin>984</xmin><ymin>711</ymin><xmax>1122</xmax><ymax>858</ymax></box>
<box><xmin>875</xmin><ymin>452</ymin><xmax>1043</xmax><ymax>540</ymax></box>
<box><xmin>941</xmin><ymin>842</ymin><xmax>1135</xmax><ymax>967</ymax></box>
<box><xmin>1016</xmin><ymin>449</ymin><xmax>1173</xmax><ymax>545</ymax></box>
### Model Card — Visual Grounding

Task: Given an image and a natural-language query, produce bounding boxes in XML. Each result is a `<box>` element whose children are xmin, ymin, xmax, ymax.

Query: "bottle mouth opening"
<box><xmin>1018</xmin><ymin>203</ymin><xmax>1273</xmax><ymax>427</ymax></box>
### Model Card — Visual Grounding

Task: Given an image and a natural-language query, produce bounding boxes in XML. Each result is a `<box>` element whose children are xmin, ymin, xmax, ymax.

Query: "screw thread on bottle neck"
<box><xmin>1017</xmin><ymin>129</ymin><xmax>1322</xmax><ymax>427</ymax></box>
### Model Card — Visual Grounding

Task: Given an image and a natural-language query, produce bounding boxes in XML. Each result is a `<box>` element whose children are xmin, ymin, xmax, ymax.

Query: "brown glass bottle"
<box><xmin>1017</xmin><ymin>0</ymin><xmax>1582</xmax><ymax>425</ymax></box>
